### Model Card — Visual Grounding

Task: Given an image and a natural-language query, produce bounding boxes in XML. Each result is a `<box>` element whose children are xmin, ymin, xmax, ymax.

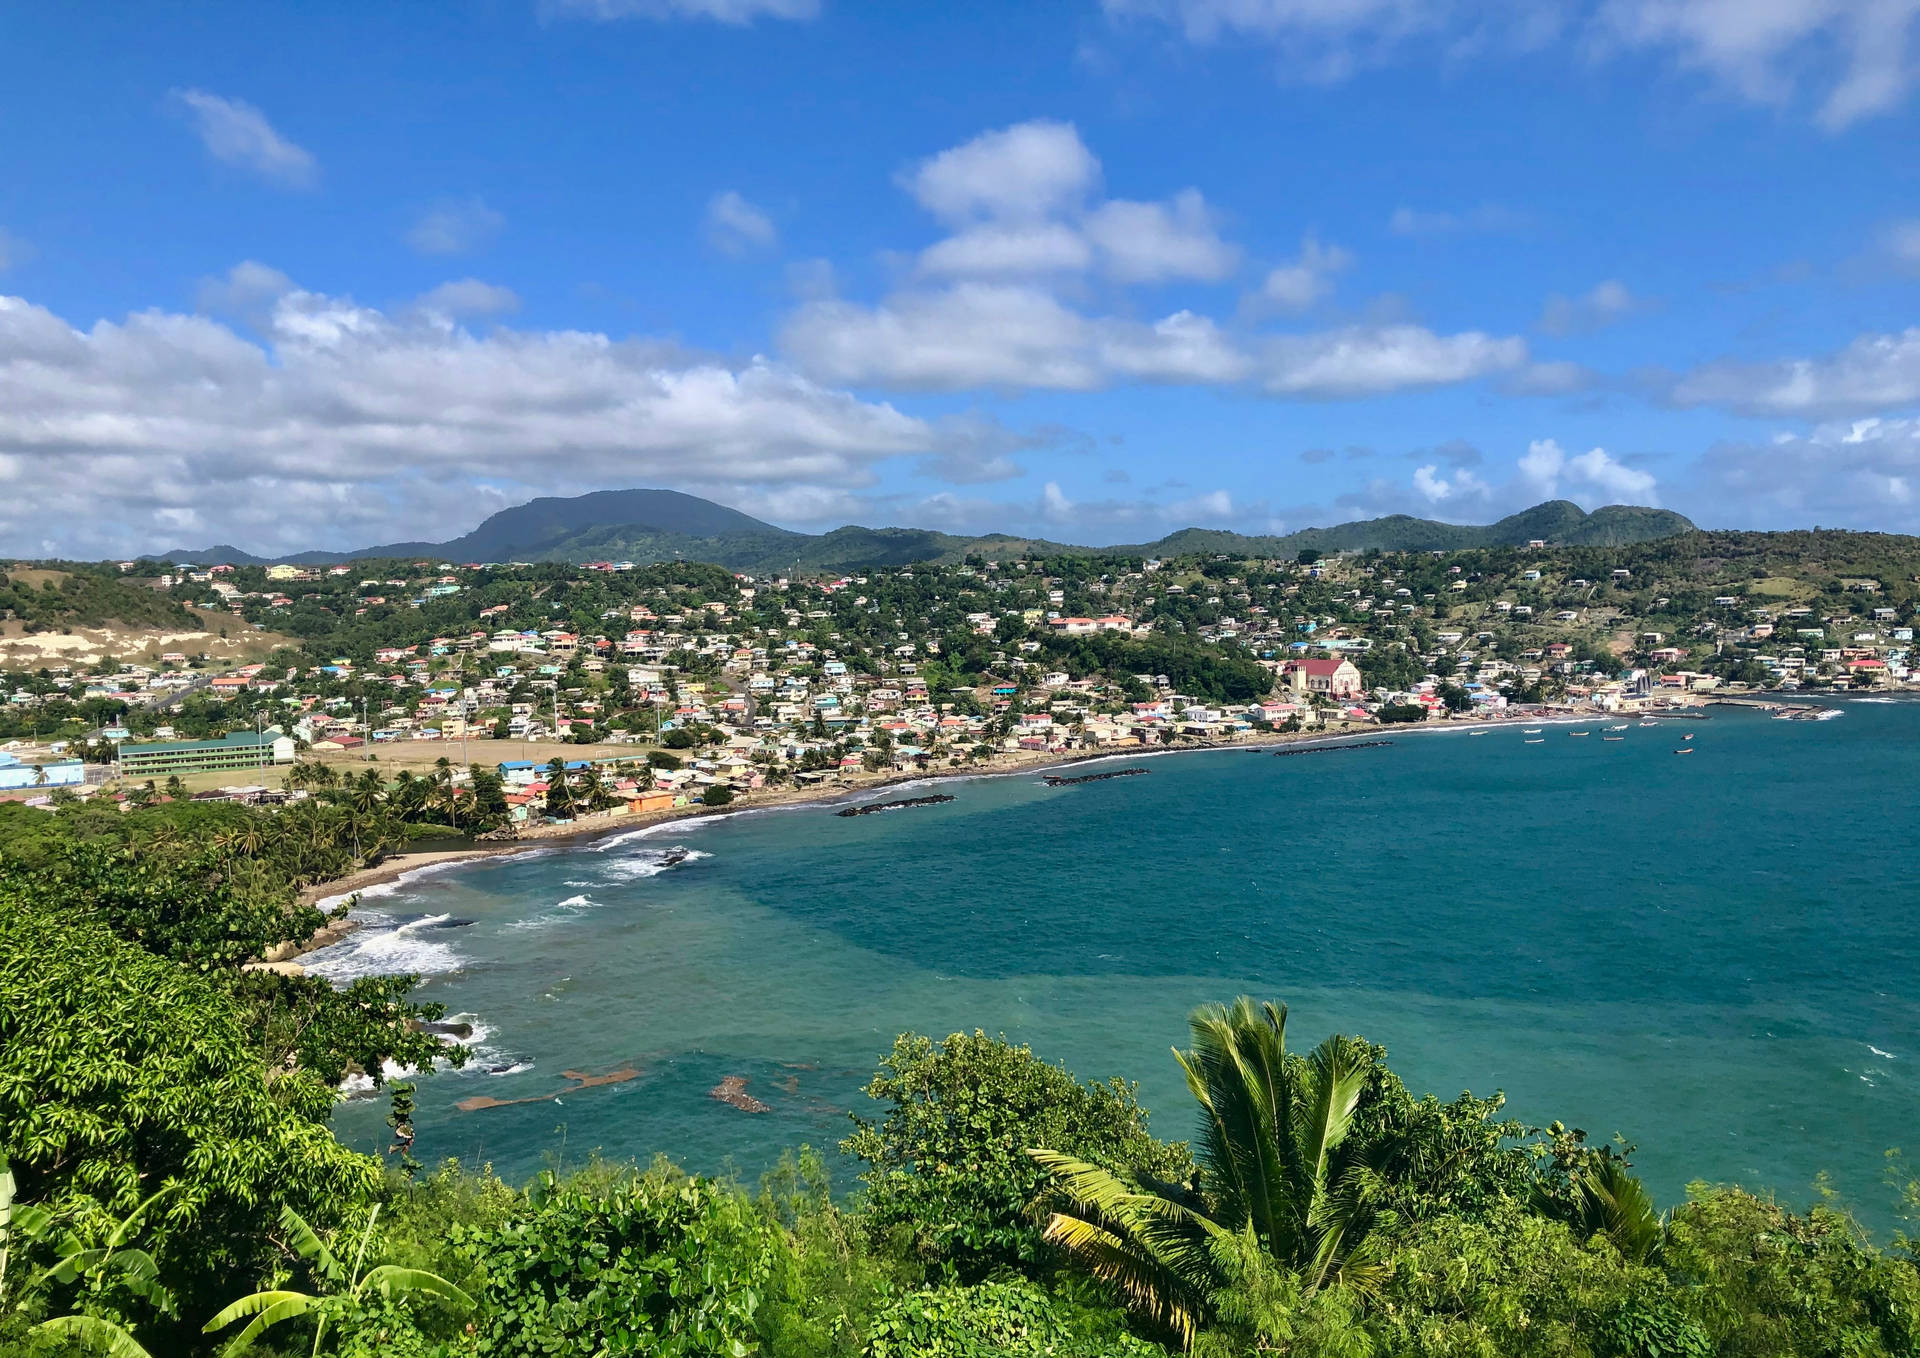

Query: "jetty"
<box><xmin>836</xmin><ymin>793</ymin><xmax>955</xmax><ymax>817</ymax></box>
<box><xmin>1042</xmin><ymin>767</ymin><xmax>1149</xmax><ymax>786</ymax></box>
<box><xmin>1274</xmin><ymin>740</ymin><xmax>1394</xmax><ymax>757</ymax></box>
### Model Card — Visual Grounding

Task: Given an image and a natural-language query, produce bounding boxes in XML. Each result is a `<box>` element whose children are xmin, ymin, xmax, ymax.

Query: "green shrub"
<box><xmin>864</xmin><ymin>1281</ymin><xmax>1162</xmax><ymax>1358</ymax></box>
<box><xmin>842</xmin><ymin>1031</ymin><xmax>1191</xmax><ymax>1279</ymax></box>
<box><xmin>454</xmin><ymin>1160</ymin><xmax>775</xmax><ymax>1356</ymax></box>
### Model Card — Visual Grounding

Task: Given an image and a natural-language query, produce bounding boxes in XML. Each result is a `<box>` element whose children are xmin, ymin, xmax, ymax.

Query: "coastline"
<box><xmin>283</xmin><ymin>701</ymin><xmax>1716</xmax><ymax>958</ymax></box>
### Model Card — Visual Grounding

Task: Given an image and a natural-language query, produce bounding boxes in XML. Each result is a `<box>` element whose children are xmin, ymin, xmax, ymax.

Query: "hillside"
<box><xmin>151</xmin><ymin>490</ymin><xmax>1697</xmax><ymax>575</ymax></box>
<box><xmin>0</xmin><ymin>566</ymin><xmax>197</xmax><ymax>631</ymax></box>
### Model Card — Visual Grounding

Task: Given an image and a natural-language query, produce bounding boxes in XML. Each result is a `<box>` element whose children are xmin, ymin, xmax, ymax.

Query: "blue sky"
<box><xmin>4</xmin><ymin>0</ymin><xmax>1920</xmax><ymax>556</ymax></box>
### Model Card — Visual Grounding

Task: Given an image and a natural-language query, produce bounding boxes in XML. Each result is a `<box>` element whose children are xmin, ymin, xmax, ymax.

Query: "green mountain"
<box><xmin>153</xmin><ymin>491</ymin><xmax>1696</xmax><ymax>574</ymax></box>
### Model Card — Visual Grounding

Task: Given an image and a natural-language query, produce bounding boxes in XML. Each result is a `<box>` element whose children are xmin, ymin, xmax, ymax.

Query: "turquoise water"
<box><xmin>313</xmin><ymin>700</ymin><xmax>1920</xmax><ymax>1224</ymax></box>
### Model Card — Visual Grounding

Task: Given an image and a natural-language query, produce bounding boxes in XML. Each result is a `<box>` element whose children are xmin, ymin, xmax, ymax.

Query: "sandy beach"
<box><xmin>284</xmin><ymin>700</ymin><xmax>1694</xmax><ymax>957</ymax></box>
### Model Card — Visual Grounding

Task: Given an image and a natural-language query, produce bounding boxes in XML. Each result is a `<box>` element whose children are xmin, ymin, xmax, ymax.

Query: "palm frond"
<box><xmin>202</xmin><ymin>1288</ymin><xmax>314</xmax><ymax>1337</ymax></box>
<box><xmin>1041</xmin><ymin>1212</ymin><xmax>1206</xmax><ymax>1348</ymax></box>
<box><xmin>275</xmin><ymin>1206</ymin><xmax>340</xmax><ymax>1282</ymax></box>
<box><xmin>32</xmin><ymin>1314</ymin><xmax>155</xmax><ymax>1358</ymax></box>
<box><xmin>357</xmin><ymin>1265</ymin><xmax>473</xmax><ymax>1310</ymax></box>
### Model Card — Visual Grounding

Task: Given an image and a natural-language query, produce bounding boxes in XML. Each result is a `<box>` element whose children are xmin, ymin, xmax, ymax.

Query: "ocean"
<box><xmin>309</xmin><ymin>699</ymin><xmax>1920</xmax><ymax>1227</ymax></box>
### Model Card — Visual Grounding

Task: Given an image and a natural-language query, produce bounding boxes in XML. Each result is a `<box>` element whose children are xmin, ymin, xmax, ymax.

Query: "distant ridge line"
<box><xmin>146</xmin><ymin>490</ymin><xmax>1697</xmax><ymax>574</ymax></box>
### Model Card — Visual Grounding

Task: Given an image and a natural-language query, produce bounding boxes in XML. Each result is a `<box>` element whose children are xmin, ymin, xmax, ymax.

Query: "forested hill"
<box><xmin>149</xmin><ymin>490</ymin><xmax>1695</xmax><ymax>574</ymax></box>
<box><xmin>0</xmin><ymin>566</ymin><xmax>197</xmax><ymax>632</ymax></box>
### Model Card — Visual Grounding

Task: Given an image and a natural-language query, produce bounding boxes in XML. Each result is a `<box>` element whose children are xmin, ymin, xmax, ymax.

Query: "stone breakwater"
<box><xmin>1273</xmin><ymin>739</ymin><xmax>1395</xmax><ymax>757</ymax></box>
<box><xmin>1042</xmin><ymin>767</ymin><xmax>1150</xmax><ymax>786</ymax></box>
<box><xmin>835</xmin><ymin>794</ymin><xmax>955</xmax><ymax>817</ymax></box>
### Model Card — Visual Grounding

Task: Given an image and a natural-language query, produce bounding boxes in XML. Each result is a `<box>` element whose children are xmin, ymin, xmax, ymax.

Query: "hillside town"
<box><xmin>0</xmin><ymin>533</ymin><xmax>1914</xmax><ymax>823</ymax></box>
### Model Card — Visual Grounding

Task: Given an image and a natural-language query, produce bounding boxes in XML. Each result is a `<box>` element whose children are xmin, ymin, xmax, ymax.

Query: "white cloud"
<box><xmin>1692</xmin><ymin>416</ymin><xmax>1920</xmax><ymax>528</ymax></box>
<box><xmin>1598</xmin><ymin>0</ymin><xmax>1920</xmax><ymax>129</ymax></box>
<box><xmin>1669</xmin><ymin>327</ymin><xmax>1920</xmax><ymax>417</ymax></box>
<box><xmin>171</xmin><ymin>90</ymin><xmax>317</xmax><ymax>189</ymax></box>
<box><xmin>902</xmin><ymin>120</ymin><xmax>1101</xmax><ymax>224</ymax></box>
<box><xmin>781</xmin><ymin>283</ymin><xmax>1101</xmax><ymax>391</ymax></box>
<box><xmin>0</xmin><ymin>284</ymin><xmax>945</xmax><ymax>556</ymax></box>
<box><xmin>412</xmin><ymin>279</ymin><xmax>521</xmax><ymax>318</ymax></box>
<box><xmin>545</xmin><ymin>0</ymin><xmax>819</xmax><ymax>22</ymax></box>
<box><xmin>1538</xmin><ymin>278</ymin><xmax>1640</xmax><ymax>334</ymax></box>
<box><xmin>1110</xmin><ymin>0</ymin><xmax>1920</xmax><ymax>127</ymax></box>
<box><xmin>783</xmin><ymin>285</ymin><xmax>1521</xmax><ymax>399</ymax></box>
<box><xmin>705</xmin><ymin>190</ymin><xmax>778</xmax><ymax>255</ymax></box>
<box><xmin>194</xmin><ymin>260</ymin><xmax>297</xmax><ymax>319</ymax></box>
<box><xmin>1519</xmin><ymin>436</ymin><xmax>1658</xmax><ymax>501</ymax></box>
<box><xmin>1257</xmin><ymin>233</ymin><xmax>1353</xmax><ymax>311</ymax></box>
<box><xmin>1412</xmin><ymin>462</ymin><xmax>1490</xmax><ymax>503</ymax></box>
<box><xmin>1262</xmin><ymin>325</ymin><xmax>1528</xmax><ymax>396</ymax></box>
<box><xmin>407</xmin><ymin>198</ymin><xmax>506</xmax><ymax>256</ymax></box>
<box><xmin>918</xmin><ymin>222</ymin><xmax>1093</xmax><ymax>276</ymax></box>
<box><xmin>1098</xmin><ymin>310</ymin><xmax>1252</xmax><ymax>383</ymax></box>
<box><xmin>1082</xmin><ymin>189</ymin><xmax>1239</xmax><ymax>283</ymax></box>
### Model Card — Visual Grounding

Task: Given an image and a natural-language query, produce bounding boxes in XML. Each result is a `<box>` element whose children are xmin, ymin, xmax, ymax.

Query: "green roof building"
<box><xmin>119</xmin><ymin>731</ymin><xmax>296</xmax><ymax>777</ymax></box>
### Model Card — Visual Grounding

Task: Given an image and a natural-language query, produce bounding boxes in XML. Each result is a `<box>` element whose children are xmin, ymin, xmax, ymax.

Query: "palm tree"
<box><xmin>1029</xmin><ymin>998</ymin><xmax>1381</xmax><ymax>1348</ymax></box>
<box><xmin>204</xmin><ymin>1204</ymin><xmax>469</xmax><ymax>1357</ymax></box>
<box><xmin>4</xmin><ymin>1160</ymin><xmax>172</xmax><ymax>1358</ymax></box>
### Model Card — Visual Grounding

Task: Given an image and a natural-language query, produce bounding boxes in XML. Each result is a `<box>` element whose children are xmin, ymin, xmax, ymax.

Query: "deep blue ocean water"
<box><xmin>312</xmin><ymin>699</ymin><xmax>1920</xmax><ymax>1226</ymax></box>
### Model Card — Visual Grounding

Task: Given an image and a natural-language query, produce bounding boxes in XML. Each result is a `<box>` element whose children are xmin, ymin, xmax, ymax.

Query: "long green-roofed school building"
<box><xmin>118</xmin><ymin>731</ymin><xmax>297</xmax><ymax>777</ymax></box>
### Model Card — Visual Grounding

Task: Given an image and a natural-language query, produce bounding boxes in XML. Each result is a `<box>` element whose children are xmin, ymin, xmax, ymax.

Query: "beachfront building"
<box><xmin>0</xmin><ymin>752</ymin><xmax>85</xmax><ymax>790</ymax></box>
<box><xmin>1281</xmin><ymin>657</ymin><xmax>1364</xmax><ymax>700</ymax></box>
<box><xmin>118</xmin><ymin>731</ymin><xmax>296</xmax><ymax>777</ymax></box>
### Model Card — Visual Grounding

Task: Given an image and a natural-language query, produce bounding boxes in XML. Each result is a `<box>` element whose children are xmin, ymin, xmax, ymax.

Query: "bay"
<box><xmin>313</xmin><ymin>700</ymin><xmax>1920</xmax><ymax>1225</ymax></box>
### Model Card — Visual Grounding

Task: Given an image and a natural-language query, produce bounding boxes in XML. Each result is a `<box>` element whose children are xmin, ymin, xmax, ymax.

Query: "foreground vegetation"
<box><xmin>3</xmin><ymin>833</ymin><xmax>1918</xmax><ymax>1357</ymax></box>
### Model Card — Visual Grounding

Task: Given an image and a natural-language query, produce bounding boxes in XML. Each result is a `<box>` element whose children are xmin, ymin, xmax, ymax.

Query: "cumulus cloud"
<box><xmin>1537</xmin><ymin>279</ymin><xmax>1641</xmax><ymax>335</ymax></box>
<box><xmin>171</xmin><ymin>90</ymin><xmax>317</xmax><ymax>188</ymax></box>
<box><xmin>705</xmin><ymin>190</ymin><xmax>778</xmax><ymax>255</ymax></box>
<box><xmin>1598</xmin><ymin>0</ymin><xmax>1920</xmax><ymax>129</ymax></box>
<box><xmin>1519</xmin><ymin>437</ymin><xmax>1658</xmax><ymax>501</ymax></box>
<box><xmin>1692</xmin><ymin>417</ymin><xmax>1920</xmax><ymax>528</ymax></box>
<box><xmin>411</xmin><ymin>279</ymin><xmax>521</xmax><ymax>318</ymax></box>
<box><xmin>782</xmin><ymin>283</ymin><xmax>1102</xmax><ymax>390</ymax></box>
<box><xmin>1109</xmin><ymin>0</ymin><xmax>1920</xmax><ymax>127</ymax></box>
<box><xmin>1261</xmin><ymin>325</ymin><xmax>1528</xmax><ymax>397</ymax></box>
<box><xmin>1412</xmin><ymin>462</ymin><xmax>1490</xmax><ymax>503</ymax></box>
<box><xmin>903</xmin><ymin>120</ymin><xmax>1101</xmax><ymax>224</ymax></box>
<box><xmin>1669</xmin><ymin>327</ymin><xmax>1920</xmax><ymax>417</ymax></box>
<box><xmin>1256</xmin><ymin>234</ymin><xmax>1353</xmax><ymax>311</ymax></box>
<box><xmin>1098</xmin><ymin>310</ymin><xmax>1253</xmax><ymax>383</ymax></box>
<box><xmin>545</xmin><ymin>0</ymin><xmax>819</xmax><ymax>22</ymax></box>
<box><xmin>919</xmin><ymin>222</ymin><xmax>1093</xmax><ymax>277</ymax></box>
<box><xmin>407</xmin><ymin>198</ymin><xmax>506</xmax><ymax>256</ymax></box>
<box><xmin>1082</xmin><ymin>189</ymin><xmax>1239</xmax><ymax>283</ymax></box>
<box><xmin>782</xmin><ymin>283</ymin><xmax>1520</xmax><ymax>398</ymax></box>
<box><xmin>0</xmin><ymin>284</ymin><xmax>950</xmax><ymax>557</ymax></box>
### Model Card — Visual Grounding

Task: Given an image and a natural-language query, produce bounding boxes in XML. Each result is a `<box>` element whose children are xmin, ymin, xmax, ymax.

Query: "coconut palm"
<box><xmin>203</xmin><ymin>1204</ymin><xmax>469</xmax><ymax>1357</ymax></box>
<box><xmin>1029</xmin><ymin>998</ymin><xmax>1383</xmax><ymax>1348</ymax></box>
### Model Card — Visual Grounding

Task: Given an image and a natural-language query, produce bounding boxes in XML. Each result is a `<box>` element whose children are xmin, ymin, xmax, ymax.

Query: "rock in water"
<box><xmin>709</xmin><ymin>1075</ymin><xmax>771</xmax><ymax>1113</ymax></box>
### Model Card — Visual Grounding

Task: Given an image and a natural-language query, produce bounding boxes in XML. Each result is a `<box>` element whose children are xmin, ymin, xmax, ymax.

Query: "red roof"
<box><xmin>1291</xmin><ymin>658</ymin><xmax>1349</xmax><ymax>676</ymax></box>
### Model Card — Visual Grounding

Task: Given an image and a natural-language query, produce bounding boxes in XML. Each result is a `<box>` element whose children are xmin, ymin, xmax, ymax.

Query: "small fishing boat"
<box><xmin>1681</xmin><ymin>733</ymin><xmax>1694</xmax><ymax>741</ymax></box>
<box><xmin>1524</xmin><ymin>738</ymin><xmax>1545</xmax><ymax>744</ymax></box>
<box><xmin>1673</xmin><ymin>747</ymin><xmax>1694</xmax><ymax>755</ymax></box>
<box><xmin>1568</xmin><ymin>730</ymin><xmax>1589</xmax><ymax>737</ymax></box>
<box><xmin>1639</xmin><ymin>720</ymin><xmax>1659</xmax><ymax>727</ymax></box>
<box><xmin>1608</xmin><ymin>724</ymin><xmax>1629</xmax><ymax>731</ymax></box>
<box><xmin>1603</xmin><ymin>735</ymin><xmax>1624</xmax><ymax>741</ymax></box>
<box><xmin>1470</xmin><ymin>730</ymin><xmax>1487</xmax><ymax>736</ymax></box>
<box><xmin>1523</xmin><ymin>727</ymin><xmax>1542</xmax><ymax>734</ymax></box>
